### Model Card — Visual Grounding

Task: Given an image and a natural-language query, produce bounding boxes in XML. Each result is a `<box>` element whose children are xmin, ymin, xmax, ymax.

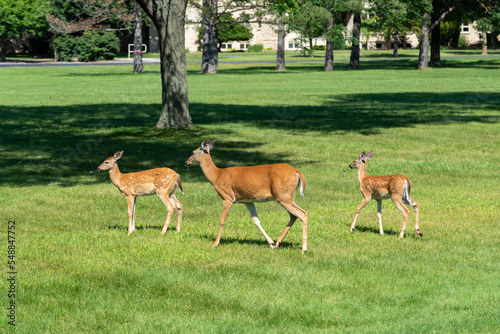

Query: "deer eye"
<box><xmin>105</xmin><ymin>162</ymin><xmax>109</xmax><ymax>164</ymax></box>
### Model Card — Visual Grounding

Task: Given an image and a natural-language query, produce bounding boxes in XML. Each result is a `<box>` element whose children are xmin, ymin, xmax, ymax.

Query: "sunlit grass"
<box><xmin>0</xmin><ymin>55</ymin><xmax>499</xmax><ymax>333</ymax></box>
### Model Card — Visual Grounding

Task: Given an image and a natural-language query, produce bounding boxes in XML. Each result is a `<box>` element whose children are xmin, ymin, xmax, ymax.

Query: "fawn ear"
<box><xmin>114</xmin><ymin>151</ymin><xmax>124</xmax><ymax>160</ymax></box>
<box><xmin>365</xmin><ymin>150</ymin><xmax>373</xmax><ymax>160</ymax></box>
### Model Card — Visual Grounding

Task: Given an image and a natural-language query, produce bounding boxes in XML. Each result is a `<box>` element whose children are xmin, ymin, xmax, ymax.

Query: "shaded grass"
<box><xmin>0</xmin><ymin>56</ymin><xmax>499</xmax><ymax>333</ymax></box>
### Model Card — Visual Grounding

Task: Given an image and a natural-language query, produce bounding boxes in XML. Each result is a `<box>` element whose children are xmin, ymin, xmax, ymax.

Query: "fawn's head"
<box><xmin>349</xmin><ymin>150</ymin><xmax>373</xmax><ymax>169</ymax></box>
<box><xmin>97</xmin><ymin>151</ymin><xmax>124</xmax><ymax>171</ymax></box>
<box><xmin>185</xmin><ymin>139</ymin><xmax>217</xmax><ymax>166</ymax></box>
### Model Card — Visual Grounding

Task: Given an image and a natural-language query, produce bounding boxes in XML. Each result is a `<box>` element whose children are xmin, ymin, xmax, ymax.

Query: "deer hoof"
<box><xmin>418</xmin><ymin>232</ymin><xmax>423</xmax><ymax>237</ymax></box>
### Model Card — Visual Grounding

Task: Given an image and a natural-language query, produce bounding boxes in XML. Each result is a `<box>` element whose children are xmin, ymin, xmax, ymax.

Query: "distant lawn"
<box><xmin>0</xmin><ymin>55</ymin><xmax>499</xmax><ymax>333</ymax></box>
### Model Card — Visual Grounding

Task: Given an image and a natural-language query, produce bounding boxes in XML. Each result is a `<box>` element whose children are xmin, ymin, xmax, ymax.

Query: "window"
<box><xmin>461</xmin><ymin>23</ymin><xmax>470</xmax><ymax>34</ymax></box>
<box><xmin>221</xmin><ymin>44</ymin><xmax>227</xmax><ymax>49</ymax></box>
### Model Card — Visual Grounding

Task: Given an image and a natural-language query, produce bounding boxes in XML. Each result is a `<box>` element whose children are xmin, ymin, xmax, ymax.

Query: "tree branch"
<box><xmin>430</xmin><ymin>5</ymin><xmax>457</xmax><ymax>31</ymax></box>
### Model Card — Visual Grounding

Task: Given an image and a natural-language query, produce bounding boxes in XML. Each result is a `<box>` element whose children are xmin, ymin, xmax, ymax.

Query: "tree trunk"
<box><xmin>482</xmin><ymin>32</ymin><xmax>488</xmax><ymax>55</ymax></box>
<box><xmin>393</xmin><ymin>29</ymin><xmax>399</xmax><ymax>58</ymax></box>
<box><xmin>136</xmin><ymin>0</ymin><xmax>192</xmax><ymax>129</ymax></box>
<box><xmin>349</xmin><ymin>13</ymin><xmax>360</xmax><ymax>69</ymax></box>
<box><xmin>430</xmin><ymin>16</ymin><xmax>441</xmax><ymax>65</ymax></box>
<box><xmin>489</xmin><ymin>32</ymin><xmax>496</xmax><ymax>50</ymax></box>
<box><xmin>0</xmin><ymin>40</ymin><xmax>6</xmax><ymax>62</ymax></box>
<box><xmin>201</xmin><ymin>0</ymin><xmax>218</xmax><ymax>74</ymax></box>
<box><xmin>276</xmin><ymin>16</ymin><xmax>286</xmax><ymax>71</ymax></box>
<box><xmin>418</xmin><ymin>12</ymin><xmax>430</xmax><ymax>70</ymax></box>
<box><xmin>133</xmin><ymin>1</ymin><xmax>144</xmax><ymax>74</ymax></box>
<box><xmin>324</xmin><ymin>40</ymin><xmax>334</xmax><ymax>71</ymax></box>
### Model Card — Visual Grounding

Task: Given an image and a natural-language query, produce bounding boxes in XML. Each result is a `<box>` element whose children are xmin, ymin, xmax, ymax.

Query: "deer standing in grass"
<box><xmin>185</xmin><ymin>140</ymin><xmax>308</xmax><ymax>253</ymax></box>
<box><xmin>349</xmin><ymin>151</ymin><xmax>421</xmax><ymax>238</ymax></box>
<box><xmin>97</xmin><ymin>151</ymin><xmax>183</xmax><ymax>236</ymax></box>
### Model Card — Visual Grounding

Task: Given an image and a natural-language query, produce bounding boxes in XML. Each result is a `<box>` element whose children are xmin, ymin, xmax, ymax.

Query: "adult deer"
<box><xmin>185</xmin><ymin>140</ymin><xmax>308</xmax><ymax>253</ymax></box>
<box><xmin>97</xmin><ymin>151</ymin><xmax>183</xmax><ymax>236</ymax></box>
<box><xmin>349</xmin><ymin>151</ymin><xmax>421</xmax><ymax>238</ymax></box>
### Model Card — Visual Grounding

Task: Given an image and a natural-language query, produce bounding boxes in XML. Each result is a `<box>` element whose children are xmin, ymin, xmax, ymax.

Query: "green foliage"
<box><xmin>0</xmin><ymin>0</ymin><xmax>50</xmax><ymax>58</ymax></box>
<box><xmin>77</xmin><ymin>30</ymin><xmax>119</xmax><ymax>62</ymax></box>
<box><xmin>247</xmin><ymin>44</ymin><xmax>264</xmax><ymax>52</ymax></box>
<box><xmin>458</xmin><ymin>34</ymin><xmax>468</xmax><ymax>48</ymax></box>
<box><xmin>53</xmin><ymin>34</ymin><xmax>78</xmax><ymax>61</ymax></box>
<box><xmin>288</xmin><ymin>2</ymin><xmax>332</xmax><ymax>40</ymax></box>
<box><xmin>53</xmin><ymin>31</ymin><xmax>119</xmax><ymax>62</ymax></box>
<box><xmin>218</xmin><ymin>13</ymin><xmax>253</xmax><ymax>43</ymax></box>
<box><xmin>440</xmin><ymin>20</ymin><xmax>461</xmax><ymax>47</ymax></box>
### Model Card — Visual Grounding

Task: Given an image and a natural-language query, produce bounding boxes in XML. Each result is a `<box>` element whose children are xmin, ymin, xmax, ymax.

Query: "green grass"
<box><xmin>1</xmin><ymin>53</ymin><xmax>499</xmax><ymax>333</ymax></box>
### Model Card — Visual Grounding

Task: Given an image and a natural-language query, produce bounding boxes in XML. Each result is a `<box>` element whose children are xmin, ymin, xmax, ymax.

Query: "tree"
<box><xmin>136</xmin><ymin>0</ymin><xmax>193</xmax><ymax>129</ymax></box>
<box><xmin>0</xmin><ymin>0</ymin><xmax>50</xmax><ymax>61</ymax></box>
<box><xmin>322</xmin><ymin>0</ymin><xmax>347</xmax><ymax>72</ymax></box>
<box><xmin>192</xmin><ymin>0</ymin><xmax>262</xmax><ymax>74</ymax></box>
<box><xmin>200</xmin><ymin>0</ymin><xmax>218</xmax><ymax>74</ymax></box>
<box><xmin>133</xmin><ymin>1</ymin><xmax>143</xmax><ymax>73</ymax></box>
<box><xmin>276</xmin><ymin>15</ymin><xmax>287</xmax><ymax>70</ymax></box>
<box><xmin>346</xmin><ymin>0</ymin><xmax>364</xmax><ymax>69</ymax></box>
<box><xmin>418</xmin><ymin>11</ymin><xmax>430</xmax><ymax>69</ymax></box>
<box><xmin>348</xmin><ymin>13</ymin><xmax>361</xmax><ymax>68</ymax></box>
<box><xmin>289</xmin><ymin>2</ymin><xmax>332</xmax><ymax>57</ymax></box>
<box><xmin>476</xmin><ymin>7</ymin><xmax>500</xmax><ymax>54</ymax></box>
<box><xmin>269</xmin><ymin>0</ymin><xmax>301</xmax><ymax>71</ymax></box>
<box><xmin>217</xmin><ymin>13</ymin><xmax>253</xmax><ymax>47</ymax></box>
<box><xmin>371</xmin><ymin>0</ymin><xmax>410</xmax><ymax>58</ymax></box>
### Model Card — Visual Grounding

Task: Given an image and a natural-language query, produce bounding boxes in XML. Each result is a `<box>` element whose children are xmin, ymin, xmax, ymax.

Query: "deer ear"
<box><xmin>201</xmin><ymin>140</ymin><xmax>209</xmax><ymax>148</ymax></box>
<box><xmin>366</xmin><ymin>150</ymin><xmax>373</xmax><ymax>160</ymax></box>
<box><xmin>207</xmin><ymin>139</ymin><xmax>217</xmax><ymax>149</ymax></box>
<box><xmin>114</xmin><ymin>151</ymin><xmax>123</xmax><ymax>160</ymax></box>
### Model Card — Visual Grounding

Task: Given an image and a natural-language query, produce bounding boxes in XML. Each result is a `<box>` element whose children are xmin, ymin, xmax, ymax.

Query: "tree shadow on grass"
<box><xmin>1</xmin><ymin>91</ymin><xmax>498</xmax><ymax>187</ymax></box>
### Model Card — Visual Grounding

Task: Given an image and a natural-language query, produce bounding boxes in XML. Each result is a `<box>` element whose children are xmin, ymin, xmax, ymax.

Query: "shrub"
<box><xmin>247</xmin><ymin>44</ymin><xmax>264</xmax><ymax>52</ymax></box>
<box><xmin>54</xmin><ymin>31</ymin><xmax>119</xmax><ymax>62</ymax></box>
<box><xmin>77</xmin><ymin>31</ymin><xmax>120</xmax><ymax>62</ymax></box>
<box><xmin>54</xmin><ymin>34</ymin><xmax>78</xmax><ymax>62</ymax></box>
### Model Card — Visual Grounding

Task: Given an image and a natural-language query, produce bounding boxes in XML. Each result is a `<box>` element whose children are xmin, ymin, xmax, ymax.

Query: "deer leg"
<box><xmin>158</xmin><ymin>192</ymin><xmax>175</xmax><ymax>235</ymax></box>
<box><xmin>412</xmin><ymin>200</ymin><xmax>421</xmax><ymax>236</ymax></box>
<box><xmin>170</xmin><ymin>194</ymin><xmax>182</xmax><ymax>232</ymax></box>
<box><xmin>351</xmin><ymin>197</ymin><xmax>371</xmax><ymax>233</ymax></box>
<box><xmin>213</xmin><ymin>200</ymin><xmax>233</xmax><ymax>248</ymax></box>
<box><xmin>275</xmin><ymin>212</ymin><xmax>297</xmax><ymax>249</ymax></box>
<box><xmin>278</xmin><ymin>200</ymin><xmax>308</xmax><ymax>253</ymax></box>
<box><xmin>377</xmin><ymin>200</ymin><xmax>384</xmax><ymax>235</ymax></box>
<box><xmin>392</xmin><ymin>198</ymin><xmax>410</xmax><ymax>238</ymax></box>
<box><xmin>127</xmin><ymin>196</ymin><xmax>136</xmax><ymax>236</ymax></box>
<box><xmin>245</xmin><ymin>203</ymin><xmax>276</xmax><ymax>248</ymax></box>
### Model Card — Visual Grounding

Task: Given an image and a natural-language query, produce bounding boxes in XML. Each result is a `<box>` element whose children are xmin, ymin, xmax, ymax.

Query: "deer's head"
<box><xmin>185</xmin><ymin>140</ymin><xmax>217</xmax><ymax>167</ymax></box>
<box><xmin>349</xmin><ymin>150</ymin><xmax>373</xmax><ymax>169</ymax></box>
<box><xmin>97</xmin><ymin>151</ymin><xmax>123</xmax><ymax>171</ymax></box>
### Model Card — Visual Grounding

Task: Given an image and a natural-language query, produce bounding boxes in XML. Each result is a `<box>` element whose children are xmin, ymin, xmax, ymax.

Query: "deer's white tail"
<box><xmin>297</xmin><ymin>172</ymin><xmax>306</xmax><ymax>197</ymax></box>
<box><xmin>176</xmin><ymin>174</ymin><xmax>184</xmax><ymax>194</ymax></box>
<box><xmin>403</xmin><ymin>180</ymin><xmax>413</xmax><ymax>206</ymax></box>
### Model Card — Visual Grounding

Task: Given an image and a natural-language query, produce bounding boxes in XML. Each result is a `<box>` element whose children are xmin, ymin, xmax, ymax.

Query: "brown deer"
<box><xmin>97</xmin><ymin>151</ymin><xmax>183</xmax><ymax>236</ymax></box>
<box><xmin>185</xmin><ymin>140</ymin><xmax>308</xmax><ymax>253</ymax></box>
<box><xmin>349</xmin><ymin>151</ymin><xmax>421</xmax><ymax>238</ymax></box>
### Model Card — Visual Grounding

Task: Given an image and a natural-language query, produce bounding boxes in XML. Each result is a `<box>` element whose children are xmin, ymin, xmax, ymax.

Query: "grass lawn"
<box><xmin>0</xmin><ymin>52</ymin><xmax>499</xmax><ymax>333</ymax></box>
